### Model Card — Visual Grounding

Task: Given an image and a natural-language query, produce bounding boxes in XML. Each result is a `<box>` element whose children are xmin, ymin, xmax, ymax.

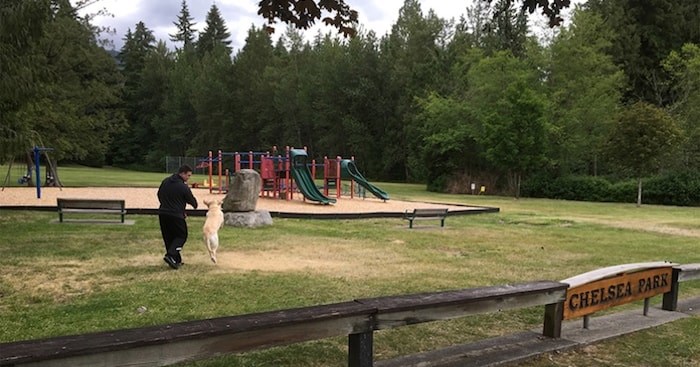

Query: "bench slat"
<box><xmin>60</xmin><ymin>209</ymin><xmax>126</xmax><ymax>214</ymax></box>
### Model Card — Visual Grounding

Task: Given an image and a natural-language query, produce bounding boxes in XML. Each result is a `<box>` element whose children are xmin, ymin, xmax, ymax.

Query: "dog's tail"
<box><xmin>204</xmin><ymin>233</ymin><xmax>219</xmax><ymax>264</ymax></box>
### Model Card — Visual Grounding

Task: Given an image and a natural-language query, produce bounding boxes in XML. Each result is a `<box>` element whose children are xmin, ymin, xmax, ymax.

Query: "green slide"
<box><xmin>289</xmin><ymin>149</ymin><xmax>336</xmax><ymax>204</ymax></box>
<box><xmin>340</xmin><ymin>159</ymin><xmax>389</xmax><ymax>201</ymax></box>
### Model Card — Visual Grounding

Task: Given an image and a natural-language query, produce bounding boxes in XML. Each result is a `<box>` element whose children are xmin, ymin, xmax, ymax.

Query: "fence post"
<box><xmin>662</xmin><ymin>267</ymin><xmax>681</xmax><ymax>311</ymax></box>
<box><xmin>542</xmin><ymin>300</ymin><xmax>564</xmax><ymax>338</ymax></box>
<box><xmin>348</xmin><ymin>331</ymin><xmax>373</xmax><ymax>367</ymax></box>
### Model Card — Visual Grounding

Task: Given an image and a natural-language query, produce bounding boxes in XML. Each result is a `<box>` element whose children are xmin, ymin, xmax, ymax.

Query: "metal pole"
<box><xmin>34</xmin><ymin>146</ymin><xmax>41</xmax><ymax>199</ymax></box>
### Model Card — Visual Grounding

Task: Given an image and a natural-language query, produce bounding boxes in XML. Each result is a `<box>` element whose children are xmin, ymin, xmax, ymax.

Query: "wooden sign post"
<box><xmin>563</xmin><ymin>266</ymin><xmax>673</xmax><ymax>320</ymax></box>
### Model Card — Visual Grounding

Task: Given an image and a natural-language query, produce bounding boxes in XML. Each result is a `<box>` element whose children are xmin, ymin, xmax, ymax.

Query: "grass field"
<box><xmin>1</xmin><ymin>166</ymin><xmax>699</xmax><ymax>366</ymax></box>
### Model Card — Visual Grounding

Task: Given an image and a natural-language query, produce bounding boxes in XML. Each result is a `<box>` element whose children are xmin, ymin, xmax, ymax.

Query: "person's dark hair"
<box><xmin>178</xmin><ymin>165</ymin><xmax>193</xmax><ymax>174</ymax></box>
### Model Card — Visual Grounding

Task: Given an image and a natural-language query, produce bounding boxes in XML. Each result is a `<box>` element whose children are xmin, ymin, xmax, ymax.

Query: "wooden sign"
<box><xmin>563</xmin><ymin>267</ymin><xmax>672</xmax><ymax>320</ymax></box>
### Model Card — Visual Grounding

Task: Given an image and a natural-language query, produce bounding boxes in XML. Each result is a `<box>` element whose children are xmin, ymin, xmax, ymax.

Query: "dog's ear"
<box><xmin>218</xmin><ymin>199</ymin><xmax>224</xmax><ymax>206</ymax></box>
<box><xmin>203</xmin><ymin>199</ymin><xmax>212</xmax><ymax>206</ymax></box>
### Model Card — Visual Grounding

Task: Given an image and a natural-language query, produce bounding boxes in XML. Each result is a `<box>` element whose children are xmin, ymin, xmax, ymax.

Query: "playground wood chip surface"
<box><xmin>0</xmin><ymin>187</ymin><xmax>475</xmax><ymax>214</ymax></box>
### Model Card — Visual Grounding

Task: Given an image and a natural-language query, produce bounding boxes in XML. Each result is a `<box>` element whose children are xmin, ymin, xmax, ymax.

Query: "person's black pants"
<box><xmin>159</xmin><ymin>215</ymin><xmax>188</xmax><ymax>263</ymax></box>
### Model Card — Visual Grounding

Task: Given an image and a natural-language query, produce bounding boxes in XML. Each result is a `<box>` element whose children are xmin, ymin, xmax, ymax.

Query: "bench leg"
<box><xmin>409</xmin><ymin>219</ymin><xmax>413</xmax><ymax>229</ymax></box>
<box><xmin>59</xmin><ymin>213</ymin><xmax>63</xmax><ymax>223</ymax></box>
<box><xmin>440</xmin><ymin>218</ymin><xmax>445</xmax><ymax>227</ymax></box>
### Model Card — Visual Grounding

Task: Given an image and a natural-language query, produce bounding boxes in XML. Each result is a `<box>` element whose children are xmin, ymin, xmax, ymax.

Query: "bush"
<box><xmin>427</xmin><ymin>174</ymin><xmax>448</xmax><ymax>193</ymax></box>
<box><xmin>607</xmin><ymin>180</ymin><xmax>637</xmax><ymax>204</ymax></box>
<box><xmin>522</xmin><ymin>172</ymin><xmax>700</xmax><ymax>206</ymax></box>
<box><xmin>553</xmin><ymin>176</ymin><xmax>611</xmax><ymax>201</ymax></box>
<box><xmin>643</xmin><ymin>172</ymin><xmax>700</xmax><ymax>206</ymax></box>
<box><xmin>523</xmin><ymin>175</ymin><xmax>612</xmax><ymax>202</ymax></box>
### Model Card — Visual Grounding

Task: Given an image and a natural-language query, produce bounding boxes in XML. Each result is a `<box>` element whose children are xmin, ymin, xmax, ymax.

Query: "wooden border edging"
<box><xmin>0</xmin><ymin>281</ymin><xmax>566</xmax><ymax>367</ymax></box>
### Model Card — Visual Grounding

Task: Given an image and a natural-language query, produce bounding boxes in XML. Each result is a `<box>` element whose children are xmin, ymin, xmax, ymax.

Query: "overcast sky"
<box><xmin>75</xmin><ymin>0</ymin><xmax>579</xmax><ymax>52</ymax></box>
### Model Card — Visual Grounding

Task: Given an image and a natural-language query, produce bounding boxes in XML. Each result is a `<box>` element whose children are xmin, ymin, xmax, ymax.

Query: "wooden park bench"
<box><xmin>57</xmin><ymin>198</ymin><xmax>126</xmax><ymax>223</ymax></box>
<box><xmin>403</xmin><ymin>208</ymin><xmax>449</xmax><ymax>228</ymax></box>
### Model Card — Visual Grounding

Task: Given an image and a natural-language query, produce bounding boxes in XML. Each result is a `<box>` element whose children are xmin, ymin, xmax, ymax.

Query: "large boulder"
<box><xmin>222</xmin><ymin>169</ymin><xmax>260</xmax><ymax>212</ymax></box>
<box><xmin>224</xmin><ymin>211</ymin><xmax>273</xmax><ymax>228</ymax></box>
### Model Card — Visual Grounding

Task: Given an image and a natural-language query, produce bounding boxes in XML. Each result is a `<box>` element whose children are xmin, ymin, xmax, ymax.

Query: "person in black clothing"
<box><xmin>158</xmin><ymin>165</ymin><xmax>198</xmax><ymax>269</ymax></box>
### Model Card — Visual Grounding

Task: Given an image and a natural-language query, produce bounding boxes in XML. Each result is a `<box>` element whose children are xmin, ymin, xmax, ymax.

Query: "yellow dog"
<box><xmin>202</xmin><ymin>199</ymin><xmax>224</xmax><ymax>263</ymax></box>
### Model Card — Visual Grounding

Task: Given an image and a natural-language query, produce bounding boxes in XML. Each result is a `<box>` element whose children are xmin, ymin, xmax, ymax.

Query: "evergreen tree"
<box><xmin>587</xmin><ymin>0</ymin><xmax>700</xmax><ymax>105</ymax></box>
<box><xmin>482</xmin><ymin>0</ymin><xmax>529</xmax><ymax>58</ymax></box>
<box><xmin>169</xmin><ymin>0</ymin><xmax>197</xmax><ymax>50</ymax></box>
<box><xmin>228</xmin><ymin>25</ymin><xmax>276</xmax><ymax>150</ymax></box>
<box><xmin>197</xmin><ymin>4</ymin><xmax>232</xmax><ymax>56</ymax></box>
<box><xmin>190</xmin><ymin>46</ymin><xmax>235</xmax><ymax>152</ymax></box>
<box><xmin>270</xmin><ymin>27</ymin><xmax>315</xmax><ymax>148</ymax></box>
<box><xmin>380</xmin><ymin>0</ymin><xmax>449</xmax><ymax>181</ymax></box>
<box><xmin>111</xmin><ymin>21</ymin><xmax>158</xmax><ymax>167</ymax></box>
<box><xmin>154</xmin><ymin>51</ymin><xmax>198</xmax><ymax>158</ymax></box>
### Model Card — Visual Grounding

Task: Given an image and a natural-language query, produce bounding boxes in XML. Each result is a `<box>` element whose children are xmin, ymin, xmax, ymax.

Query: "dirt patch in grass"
<box><xmin>571</xmin><ymin>217</ymin><xmax>700</xmax><ymax>238</ymax></box>
<box><xmin>3</xmin><ymin>259</ymin><xmax>112</xmax><ymax>302</ymax></box>
<box><xmin>206</xmin><ymin>239</ymin><xmax>426</xmax><ymax>279</ymax></box>
<box><xmin>1</xmin><ymin>241</ymin><xmax>429</xmax><ymax>302</ymax></box>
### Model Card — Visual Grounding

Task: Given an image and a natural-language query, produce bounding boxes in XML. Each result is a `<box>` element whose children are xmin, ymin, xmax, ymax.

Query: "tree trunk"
<box><xmin>593</xmin><ymin>154</ymin><xmax>598</xmax><ymax>177</ymax></box>
<box><xmin>516</xmin><ymin>172</ymin><xmax>521</xmax><ymax>199</ymax></box>
<box><xmin>637</xmin><ymin>177</ymin><xmax>643</xmax><ymax>207</ymax></box>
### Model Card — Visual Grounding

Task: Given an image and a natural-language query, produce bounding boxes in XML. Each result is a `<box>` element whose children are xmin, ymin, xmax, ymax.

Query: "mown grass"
<box><xmin>0</xmin><ymin>166</ymin><xmax>699</xmax><ymax>366</ymax></box>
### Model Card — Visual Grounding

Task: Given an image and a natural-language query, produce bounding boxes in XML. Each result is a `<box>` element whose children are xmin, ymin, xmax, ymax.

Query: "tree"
<box><xmin>4</xmin><ymin>0</ymin><xmax>125</xmax><ymax>166</ymax></box>
<box><xmin>464</xmin><ymin>49</ymin><xmax>546</xmax><ymax>196</ymax></box>
<box><xmin>258</xmin><ymin>0</ymin><xmax>571</xmax><ymax>38</ymax></box>
<box><xmin>587</xmin><ymin>0</ymin><xmax>700</xmax><ymax>105</ymax></box>
<box><xmin>190</xmin><ymin>46</ymin><xmax>235</xmax><ymax>152</ymax></box>
<box><xmin>482</xmin><ymin>80</ymin><xmax>547</xmax><ymax>198</ymax></box>
<box><xmin>605</xmin><ymin>102</ymin><xmax>683</xmax><ymax>206</ymax></box>
<box><xmin>169</xmin><ymin>0</ymin><xmax>197</xmax><ymax>50</ymax></box>
<box><xmin>197</xmin><ymin>4</ymin><xmax>232</xmax><ymax>56</ymax></box>
<box><xmin>416</xmin><ymin>92</ymin><xmax>478</xmax><ymax>192</ymax></box>
<box><xmin>258</xmin><ymin>0</ymin><xmax>359</xmax><ymax>37</ymax></box>
<box><xmin>268</xmin><ymin>26</ymin><xmax>316</xmax><ymax>148</ymax></box>
<box><xmin>0</xmin><ymin>0</ymin><xmax>51</xmax><ymax>159</ymax></box>
<box><xmin>228</xmin><ymin>26</ymin><xmax>276</xmax><ymax>150</ymax></box>
<box><xmin>153</xmin><ymin>51</ymin><xmax>198</xmax><ymax>158</ymax></box>
<box><xmin>662</xmin><ymin>43</ymin><xmax>700</xmax><ymax>170</ymax></box>
<box><xmin>112</xmin><ymin>21</ymin><xmax>157</xmax><ymax>166</ymax></box>
<box><xmin>547</xmin><ymin>7</ymin><xmax>624</xmax><ymax>176</ymax></box>
<box><xmin>380</xmin><ymin>0</ymin><xmax>449</xmax><ymax>181</ymax></box>
<box><xmin>482</xmin><ymin>0</ymin><xmax>530</xmax><ymax>58</ymax></box>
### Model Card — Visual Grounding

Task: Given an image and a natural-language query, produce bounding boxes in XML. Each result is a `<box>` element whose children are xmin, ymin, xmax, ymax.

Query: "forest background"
<box><xmin>2</xmin><ymin>0</ymin><xmax>700</xmax><ymax>205</ymax></box>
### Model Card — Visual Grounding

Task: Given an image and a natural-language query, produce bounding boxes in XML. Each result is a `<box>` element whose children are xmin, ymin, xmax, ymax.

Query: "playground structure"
<box><xmin>2</xmin><ymin>146</ymin><xmax>62</xmax><ymax>198</ymax></box>
<box><xmin>199</xmin><ymin>146</ymin><xmax>388</xmax><ymax>204</ymax></box>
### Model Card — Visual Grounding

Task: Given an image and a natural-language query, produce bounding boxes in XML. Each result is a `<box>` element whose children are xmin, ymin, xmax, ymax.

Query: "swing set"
<box><xmin>2</xmin><ymin>146</ymin><xmax>62</xmax><ymax>198</ymax></box>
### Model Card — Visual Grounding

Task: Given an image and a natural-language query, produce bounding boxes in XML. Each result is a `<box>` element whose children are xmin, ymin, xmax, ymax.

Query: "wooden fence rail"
<box><xmin>6</xmin><ymin>263</ymin><xmax>697</xmax><ymax>367</ymax></box>
<box><xmin>0</xmin><ymin>281</ymin><xmax>567</xmax><ymax>367</ymax></box>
